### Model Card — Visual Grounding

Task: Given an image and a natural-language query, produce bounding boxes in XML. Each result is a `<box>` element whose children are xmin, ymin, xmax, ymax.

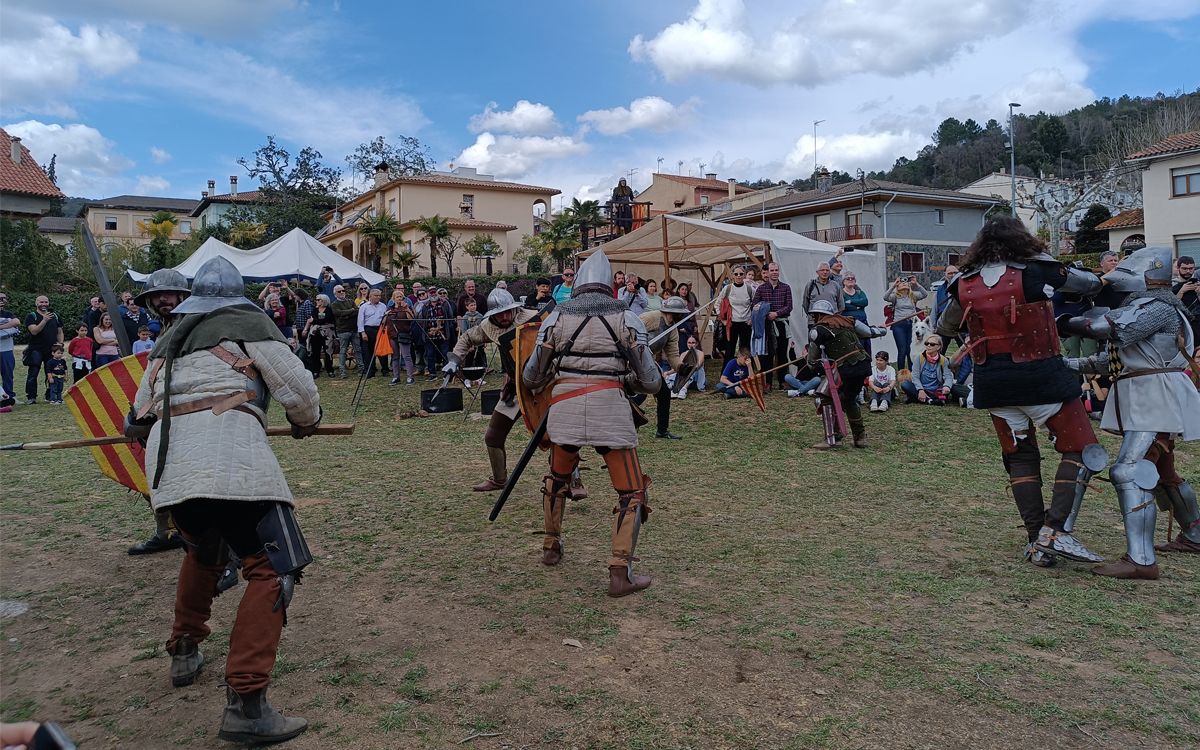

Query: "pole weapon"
<box><xmin>2</xmin><ymin>424</ymin><xmax>355</xmax><ymax>451</ymax></box>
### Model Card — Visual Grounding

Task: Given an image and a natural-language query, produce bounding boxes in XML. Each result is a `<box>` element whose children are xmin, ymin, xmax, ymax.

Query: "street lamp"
<box><xmin>1008</xmin><ymin>102</ymin><xmax>1021</xmax><ymax>217</ymax></box>
<box><xmin>813</xmin><ymin>119</ymin><xmax>826</xmax><ymax>178</ymax></box>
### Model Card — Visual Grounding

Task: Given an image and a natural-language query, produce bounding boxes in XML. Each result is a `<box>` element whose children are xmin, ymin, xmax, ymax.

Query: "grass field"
<box><xmin>1</xmin><ymin>370</ymin><xmax>1197</xmax><ymax>749</ymax></box>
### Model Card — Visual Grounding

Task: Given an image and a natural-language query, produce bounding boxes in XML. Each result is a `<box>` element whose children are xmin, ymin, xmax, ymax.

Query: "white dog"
<box><xmin>912</xmin><ymin>317</ymin><xmax>933</xmax><ymax>349</ymax></box>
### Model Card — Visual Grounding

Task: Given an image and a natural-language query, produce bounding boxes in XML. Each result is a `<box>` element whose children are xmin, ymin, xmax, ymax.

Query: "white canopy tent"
<box><xmin>126</xmin><ymin>236</ymin><xmax>250</xmax><ymax>283</ymax></box>
<box><xmin>126</xmin><ymin>227</ymin><xmax>385</xmax><ymax>287</ymax></box>
<box><xmin>584</xmin><ymin>215</ymin><xmax>895</xmax><ymax>359</ymax></box>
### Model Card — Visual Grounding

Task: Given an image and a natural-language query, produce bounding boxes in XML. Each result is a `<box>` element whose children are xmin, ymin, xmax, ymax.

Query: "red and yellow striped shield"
<box><xmin>740</xmin><ymin>371</ymin><xmax>767</xmax><ymax>413</ymax></box>
<box><xmin>65</xmin><ymin>352</ymin><xmax>150</xmax><ymax>495</ymax></box>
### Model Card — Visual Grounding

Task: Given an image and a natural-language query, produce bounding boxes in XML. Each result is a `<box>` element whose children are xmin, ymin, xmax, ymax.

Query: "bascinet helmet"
<box><xmin>660</xmin><ymin>296</ymin><xmax>689</xmax><ymax>316</ymax></box>
<box><xmin>172</xmin><ymin>256</ymin><xmax>256</xmax><ymax>314</ymax></box>
<box><xmin>808</xmin><ymin>299</ymin><xmax>837</xmax><ymax>316</ymax></box>
<box><xmin>133</xmin><ymin>268</ymin><xmax>191</xmax><ymax>308</ymax></box>
<box><xmin>483</xmin><ymin>287</ymin><xmax>522</xmax><ymax>319</ymax></box>
<box><xmin>1102</xmin><ymin>245</ymin><xmax>1173</xmax><ymax>293</ymax></box>
<box><xmin>571</xmin><ymin>249</ymin><xmax>613</xmax><ymax>298</ymax></box>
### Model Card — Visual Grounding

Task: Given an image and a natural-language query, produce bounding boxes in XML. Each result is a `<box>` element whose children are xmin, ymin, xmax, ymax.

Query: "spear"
<box><xmin>2</xmin><ymin>424</ymin><xmax>355</xmax><ymax>451</ymax></box>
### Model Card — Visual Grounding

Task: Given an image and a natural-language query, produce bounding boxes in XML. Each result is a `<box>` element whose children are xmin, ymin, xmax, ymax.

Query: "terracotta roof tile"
<box><xmin>87</xmin><ymin>194</ymin><xmax>200</xmax><ymax>212</ymax></box>
<box><xmin>1095</xmin><ymin>208</ymin><xmax>1144</xmax><ymax>230</ymax></box>
<box><xmin>401</xmin><ymin>216</ymin><xmax>518</xmax><ymax>232</ymax></box>
<box><xmin>1126</xmin><ymin>131</ymin><xmax>1200</xmax><ymax>161</ymax></box>
<box><xmin>653</xmin><ymin>173</ymin><xmax>754</xmax><ymax>193</ymax></box>
<box><xmin>0</xmin><ymin>128</ymin><xmax>64</xmax><ymax>200</ymax></box>
<box><xmin>190</xmin><ymin>190</ymin><xmax>267</xmax><ymax>216</ymax></box>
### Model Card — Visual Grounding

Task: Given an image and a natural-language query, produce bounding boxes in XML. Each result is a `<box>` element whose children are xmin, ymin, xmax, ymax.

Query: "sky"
<box><xmin>2</xmin><ymin>0</ymin><xmax>1198</xmax><ymax>205</ymax></box>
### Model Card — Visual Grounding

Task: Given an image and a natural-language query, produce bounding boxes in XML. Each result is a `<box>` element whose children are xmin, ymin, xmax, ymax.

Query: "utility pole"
<box><xmin>1008</xmin><ymin>102</ymin><xmax>1021</xmax><ymax>217</ymax></box>
<box><xmin>813</xmin><ymin>119</ymin><xmax>826</xmax><ymax>177</ymax></box>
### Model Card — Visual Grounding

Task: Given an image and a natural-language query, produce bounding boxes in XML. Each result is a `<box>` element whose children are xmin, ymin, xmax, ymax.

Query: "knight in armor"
<box><xmin>126</xmin><ymin>268</ymin><xmax>191</xmax><ymax>557</ymax></box>
<box><xmin>444</xmin><ymin>287</ymin><xmax>586</xmax><ymax>498</ymax></box>
<box><xmin>639</xmin><ymin>295</ymin><xmax>689</xmax><ymax>439</ymax></box>
<box><xmin>1059</xmin><ymin>245</ymin><xmax>1200</xmax><ymax>579</ymax></box>
<box><xmin>611</xmin><ymin>178</ymin><xmax>635</xmax><ymax>235</ymax></box>
<box><xmin>937</xmin><ymin>218</ymin><xmax>1106</xmax><ymax>568</ymax></box>
<box><xmin>805</xmin><ymin>299</ymin><xmax>886</xmax><ymax>448</ymax></box>
<box><xmin>125</xmin><ymin>257</ymin><xmax>320</xmax><ymax>744</ymax></box>
<box><xmin>523</xmin><ymin>250</ymin><xmax>664</xmax><ymax>596</ymax></box>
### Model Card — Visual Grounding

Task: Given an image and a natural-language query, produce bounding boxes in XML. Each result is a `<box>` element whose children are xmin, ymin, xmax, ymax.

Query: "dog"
<box><xmin>912</xmin><ymin>317</ymin><xmax>933</xmax><ymax>349</ymax></box>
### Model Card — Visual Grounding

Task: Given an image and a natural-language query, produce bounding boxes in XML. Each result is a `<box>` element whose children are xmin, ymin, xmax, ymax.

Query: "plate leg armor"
<box><xmin>542</xmin><ymin>445</ymin><xmax>578</xmax><ymax>566</ymax></box>
<box><xmin>1062</xmin><ymin>444</ymin><xmax>1109</xmax><ymax>533</ymax></box>
<box><xmin>1093</xmin><ymin>431</ymin><xmax>1161</xmax><ymax>579</ymax></box>
<box><xmin>1147</xmin><ymin>436</ymin><xmax>1200</xmax><ymax>552</ymax></box>
<box><xmin>602</xmin><ymin>448</ymin><xmax>652</xmax><ymax>597</ymax></box>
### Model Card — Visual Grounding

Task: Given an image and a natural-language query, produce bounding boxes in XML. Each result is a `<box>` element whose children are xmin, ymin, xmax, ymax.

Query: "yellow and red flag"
<box><xmin>741</xmin><ymin>371</ymin><xmax>767</xmax><ymax>413</ymax></box>
<box><xmin>65</xmin><ymin>352</ymin><xmax>150</xmax><ymax>495</ymax></box>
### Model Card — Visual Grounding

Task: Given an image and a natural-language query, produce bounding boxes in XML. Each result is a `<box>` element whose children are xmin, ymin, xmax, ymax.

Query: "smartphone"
<box><xmin>31</xmin><ymin>722</ymin><xmax>76</xmax><ymax>750</ymax></box>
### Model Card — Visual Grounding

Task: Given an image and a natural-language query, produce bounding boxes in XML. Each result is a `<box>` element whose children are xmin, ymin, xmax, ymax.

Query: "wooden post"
<box><xmin>660</xmin><ymin>215</ymin><xmax>671</xmax><ymax>285</ymax></box>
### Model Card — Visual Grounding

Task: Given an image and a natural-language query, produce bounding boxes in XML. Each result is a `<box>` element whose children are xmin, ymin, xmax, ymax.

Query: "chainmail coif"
<box><xmin>556</xmin><ymin>292</ymin><xmax>629</xmax><ymax>316</ymax></box>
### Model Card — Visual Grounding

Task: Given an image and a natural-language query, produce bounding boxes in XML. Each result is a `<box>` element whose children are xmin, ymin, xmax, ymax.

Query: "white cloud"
<box><xmin>5</xmin><ymin>0</ymin><xmax>298</xmax><ymax>37</ymax></box>
<box><xmin>0</xmin><ymin>11</ymin><xmax>138</xmax><ymax>115</ymax></box>
<box><xmin>1000</xmin><ymin>69</ymin><xmax>1096</xmax><ymax>115</ymax></box>
<box><xmin>784</xmin><ymin>131</ymin><xmax>930</xmax><ymax>175</ymax></box>
<box><xmin>469</xmin><ymin>100</ymin><xmax>559</xmax><ymax>136</ymax></box>
<box><xmin>134</xmin><ymin>175</ymin><xmax>171</xmax><ymax>194</ymax></box>
<box><xmin>455</xmin><ymin>133</ymin><xmax>589</xmax><ymax>179</ymax></box>
<box><xmin>150</xmin><ymin>146</ymin><xmax>171</xmax><ymax>163</ymax></box>
<box><xmin>629</xmin><ymin>0</ymin><xmax>1029</xmax><ymax>86</ymax></box>
<box><xmin>578</xmin><ymin>96</ymin><xmax>697</xmax><ymax>136</ymax></box>
<box><xmin>2</xmin><ymin>120</ymin><xmax>133</xmax><ymax>196</ymax></box>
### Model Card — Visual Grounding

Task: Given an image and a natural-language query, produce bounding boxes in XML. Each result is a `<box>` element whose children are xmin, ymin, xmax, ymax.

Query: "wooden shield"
<box><xmin>512</xmin><ymin>320</ymin><xmax>552</xmax><ymax>447</ymax></box>
<box><xmin>65</xmin><ymin>352</ymin><xmax>150</xmax><ymax>495</ymax></box>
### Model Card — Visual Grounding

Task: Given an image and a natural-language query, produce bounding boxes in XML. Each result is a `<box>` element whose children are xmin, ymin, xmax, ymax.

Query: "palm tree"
<box><xmin>357</xmin><ymin>211</ymin><xmax>404</xmax><ymax>275</ymax></box>
<box><xmin>565</xmin><ymin>198</ymin><xmax>604</xmax><ymax>257</ymax></box>
<box><xmin>543</xmin><ymin>214</ymin><xmax>579</xmax><ymax>272</ymax></box>
<box><xmin>136</xmin><ymin>210</ymin><xmax>178</xmax><ymax>242</ymax></box>
<box><xmin>393</xmin><ymin>248</ymin><xmax>421</xmax><ymax>279</ymax></box>
<box><xmin>414</xmin><ymin>214</ymin><xmax>450</xmax><ymax>278</ymax></box>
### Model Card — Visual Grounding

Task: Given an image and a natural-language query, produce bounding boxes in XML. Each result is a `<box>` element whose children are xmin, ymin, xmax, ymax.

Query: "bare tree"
<box><xmin>434</xmin><ymin>233</ymin><xmax>464</xmax><ymax>278</ymax></box>
<box><xmin>1016</xmin><ymin>168</ymin><xmax>1138</xmax><ymax>255</ymax></box>
<box><xmin>1097</xmin><ymin>98</ymin><xmax>1200</xmax><ymax>173</ymax></box>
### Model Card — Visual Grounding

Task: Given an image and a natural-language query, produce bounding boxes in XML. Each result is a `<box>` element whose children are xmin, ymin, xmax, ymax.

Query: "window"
<box><xmin>700</xmin><ymin>195</ymin><xmax>710</xmax><ymax>204</ymax></box>
<box><xmin>947</xmin><ymin>252</ymin><xmax>963</xmax><ymax>267</ymax></box>
<box><xmin>180</xmin><ymin>221</ymin><xmax>192</xmax><ymax>235</ymax></box>
<box><xmin>461</xmin><ymin>194</ymin><xmax>474</xmax><ymax>206</ymax></box>
<box><xmin>104</xmin><ymin>216</ymin><xmax>118</xmax><ymax>231</ymax></box>
<box><xmin>901</xmin><ymin>251</ymin><xmax>925</xmax><ymax>273</ymax></box>
<box><xmin>935</xmin><ymin>209</ymin><xmax>945</xmax><ymax>225</ymax></box>
<box><xmin>845</xmin><ymin>209</ymin><xmax>862</xmax><ymax>227</ymax></box>
<box><xmin>1171</xmin><ymin>166</ymin><xmax>1200</xmax><ymax>197</ymax></box>
<box><xmin>388</xmin><ymin>198</ymin><xmax>397</xmax><ymax>217</ymax></box>
<box><xmin>770</xmin><ymin>221</ymin><xmax>791</xmax><ymax>231</ymax></box>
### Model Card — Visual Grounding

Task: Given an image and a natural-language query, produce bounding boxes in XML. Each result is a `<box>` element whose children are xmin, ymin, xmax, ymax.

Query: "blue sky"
<box><xmin>2</xmin><ymin>0</ymin><xmax>1197</xmax><ymax>203</ymax></box>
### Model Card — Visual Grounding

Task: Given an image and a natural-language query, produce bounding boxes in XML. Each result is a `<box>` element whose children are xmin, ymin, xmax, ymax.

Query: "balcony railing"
<box><xmin>798</xmin><ymin>224</ymin><xmax>874</xmax><ymax>243</ymax></box>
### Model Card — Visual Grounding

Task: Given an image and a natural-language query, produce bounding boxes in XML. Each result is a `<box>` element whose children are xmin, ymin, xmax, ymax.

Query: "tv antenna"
<box><xmin>677</xmin><ymin>160</ymin><xmax>684</xmax><ymax>174</ymax></box>
<box><xmin>656</xmin><ymin>156</ymin><xmax>664</xmax><ymax>172</ymax></box>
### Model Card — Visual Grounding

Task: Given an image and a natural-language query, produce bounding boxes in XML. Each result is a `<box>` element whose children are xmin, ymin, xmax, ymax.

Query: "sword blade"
<box><xmin>489</xmin><ymin>412</ymin><xmax>548</xmax><ymax>522</ymax></box>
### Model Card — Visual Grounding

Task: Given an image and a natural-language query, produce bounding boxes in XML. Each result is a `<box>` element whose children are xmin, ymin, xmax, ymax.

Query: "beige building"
<box><xmin>82</xmin><ymin>195</ymin><xmax>200</xmax><ymax>249</ymax></box>
<box><xmin>317</xmin><ymin>166</ymin><xmax>559</xmax><ymax>276</ymax></box>
<box><xmin>1095</xmin><ymin>208</ymin><xmax>1145</xmax><ymax>254</ymax></box>
<box><xmin>0</xmin><ymin>129</ymin><xmax>64</xmax><ymax>219</ymax></box>
<box><xmin>1125</xmin><ymin>131</ymin><xmax>1200</xmax><ymax>258</ymax></box>
<box><xmin>636</xmin><ymin>172</ymin><xmax>754</xmax><ymax>214</ymax></box>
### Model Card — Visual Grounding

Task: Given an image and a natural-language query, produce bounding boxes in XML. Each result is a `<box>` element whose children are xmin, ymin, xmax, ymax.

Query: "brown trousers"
<box><xmin>167</xmin><ymin>500</ymin><xmax>286</xmax><ymax>694</ymax></box>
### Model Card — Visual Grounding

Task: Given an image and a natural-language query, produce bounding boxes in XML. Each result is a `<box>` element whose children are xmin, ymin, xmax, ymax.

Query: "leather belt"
<box><xmin>1115</xmin><ymin>367</ymin><xmax>1184</xmax><ymax>380</ymax></box>
<box><xmin>155</xmin><ymin>391</ymin><xmax>264</xmax><ymax>427</ymax></box>
<box><xmin>549</xmin><ymin>378</ymin><xmax>624</xmax><ymax>406</ymax></box>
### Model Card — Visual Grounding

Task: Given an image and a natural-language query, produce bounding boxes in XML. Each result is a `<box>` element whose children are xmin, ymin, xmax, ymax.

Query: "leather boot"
<box><xmin>1155</xmin><ymin>534</ymin><xmax>1200</xmax><ymax>554</ymax></box>
<box><xmin>849</xmin><ymin>418</ymin><xmax>867</xmax><ymax>449</ymax></box>
<box><xmin>608</xmin><ymin>565</ymin><xmax>652</xmax><ymax>597</ymax></box>
<box><xmin>169</xmin><ymin>635</ymin><xmax>204</xmax><ymax>687</ymax></box>
<box><xmin>1091</xmin><ymin>554</ymin><xmax>1159</xmax><ymax>580</ymax></box>
<box><xmin>217</xmin><ymin>687</ymin><xmax>308</xmax><ymax>744</ymax></box>
<box><xmin>569</xmin><ymin>467</ymin><xmax>588</xmax><ymax>500</ymax></box>
<box><xmin>473</xmin><ymin>447</ymin><xmax>507</xmax><ymax>492</ymax></box>
<box><xmin>542</xmin><ymin>474</ymin><xmax>568</xmax><ymax>566</ymax></box>
<box><xmin>128</xmin><ymin>530</ymin><xmax>184</xmax><ymax>555</ymax></box>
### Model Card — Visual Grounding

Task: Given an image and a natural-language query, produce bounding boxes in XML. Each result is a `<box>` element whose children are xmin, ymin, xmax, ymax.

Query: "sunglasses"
<box><xmin>924</xmin><ymin>342</ymin><xmax>940</xmax><ymax>347</ymax></box>
<box><xmin>562</xmin><ymin>273</ymin><xmax>574</xmax><ymax>277</ymax></box>
<box><xmin>733</xmin><ymin>272</ymin><xmax>745</xmax><ymax>276</ymax></box>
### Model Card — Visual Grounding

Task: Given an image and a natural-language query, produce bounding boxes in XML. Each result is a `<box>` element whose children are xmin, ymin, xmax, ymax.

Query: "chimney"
<box><xmin>373</xmin><ymin>161</ymin><xmax>390</xmax><ymax>189</ymax></box>
<box><xmin>816</xmin><ymin>168</ymin><xmax>832</xmax><ymax>194</ymax></box>
<box><xmin>202</xmin><ymin>191</ymin><xmax>209</xmax><ymax>199</ymax></box>
<box><xmin>704</xmin><ymin>172</ymin><xmax>717</xmax><ymax>181</ymax></box>
<box><xmin>229</xmin><ymin>175</ymin><xmax>238</xmax><ymax>196</ymax></box>
<box><xmin>728</xmin><ymin>178</ymin><xmax>737</xmax><ymax>199</ymax></box>
<box><xmin>207</xmin><ymin>179</ymin><xmax>216</xmax><ymax>196</ymax></box>
<box><xmin>10</xmin><ymin>136</ymin><xmax>21</xmax><ymax>164</ymax></box>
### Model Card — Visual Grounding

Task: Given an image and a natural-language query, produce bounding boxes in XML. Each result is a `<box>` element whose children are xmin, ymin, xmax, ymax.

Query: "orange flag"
<box><xmin>740</xmin><ymin>371</ymin><xmax>767</xmax><ymax>413</ymax></box>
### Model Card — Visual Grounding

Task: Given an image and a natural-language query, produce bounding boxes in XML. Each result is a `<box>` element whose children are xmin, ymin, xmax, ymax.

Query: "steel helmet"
<box><xmin>133</xmin><ymin>268</ymin><xmax>191</xmax><ymax>308</ymax></box>
<box><xmin>808</xmin><ymin>299</ymin><xmax>836</xmax><ymax>316</ymax></box>
<box><xmin>571</xmin><ymin>249</ymin><xmax>614</xmax><ymax>298</ymax></box>
<box><xmin>172</xmin><ymin>257</ymin><xmax>256</xmax><ymax>314</ymax></box>
<box><xmin>483</xmin><ymin>287</ymin><xmax>522</xmax><ymax>319</ymax></box>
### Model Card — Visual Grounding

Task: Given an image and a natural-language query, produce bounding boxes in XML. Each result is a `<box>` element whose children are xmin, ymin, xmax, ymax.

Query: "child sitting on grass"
<box><xmin>716</xmin><ymin>347</ymin><xmax>751</xmax><ymax>399</ymax></box>
<box><xmin>868</xmin><ymin>351</ymin><xmax>897</xmax><ymax>412</ymax></box>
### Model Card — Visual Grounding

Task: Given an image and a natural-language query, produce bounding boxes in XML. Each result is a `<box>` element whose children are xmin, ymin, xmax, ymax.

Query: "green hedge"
<box><xmin>1</xmin><ymin>290</ymin><xmax>97</xmax><ymax>346</ymax></box>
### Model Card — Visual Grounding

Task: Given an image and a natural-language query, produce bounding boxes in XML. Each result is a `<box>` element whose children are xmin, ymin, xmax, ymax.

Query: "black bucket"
<box><xmin>420</xmin><ymin>387</ymin><xmax>463</xmax><ymax>414</ymax></box>
<box><xmin>479</xmin><ymin>389</ymin><xmax>502</xmax><ymax>415</ymax></box>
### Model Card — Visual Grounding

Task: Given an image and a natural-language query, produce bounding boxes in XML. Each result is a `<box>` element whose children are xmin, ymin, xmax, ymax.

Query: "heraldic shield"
<box><xmin>511</xmin><ymin>317</ymin><xmax>552</xmax><ymax>449</ymax></box>
<box><xmin>65</xmin><ymin>351</ymin><xmax>151</xmax><ymax>494</ymax></box>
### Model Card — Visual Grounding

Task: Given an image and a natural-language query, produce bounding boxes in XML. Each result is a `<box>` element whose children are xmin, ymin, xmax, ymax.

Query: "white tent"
<box><xmin>126</xmin><ymin>236</ymin><xmax>251</xmax><ymax>283</ymax></box>
<box><xmin>126</xmin><ymin>228</ymin><xmax>385</xmax><ymax>287</ymax></box>
<box><xmin>241</xmin><ymin>228</ymin><xmax>385</xmax><ymax>286</ymax></box>
<box><xmin>585</xmin><ymin>215</ymin><xmax>895</xmax><ymax>359</ymax></box>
